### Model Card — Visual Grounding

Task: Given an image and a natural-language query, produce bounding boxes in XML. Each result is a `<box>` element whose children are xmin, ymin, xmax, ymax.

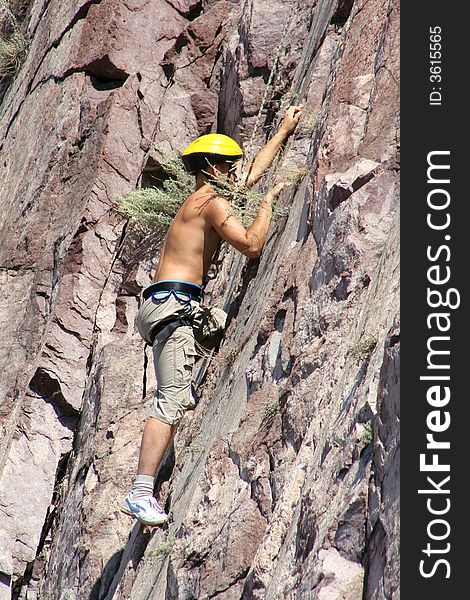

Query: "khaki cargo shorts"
<box><xmin>136</xmin><ymin>293</ymin><xmax>227</xmax><ymax>426</ymax></box>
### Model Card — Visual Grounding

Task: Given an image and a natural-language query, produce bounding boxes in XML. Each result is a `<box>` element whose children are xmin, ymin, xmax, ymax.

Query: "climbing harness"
<box><xmin>142</xmin><ymin>280</ymin><xmax>203</xmax><ymax>302</ymax></box>
<box><xmin>149</xmin><ymin>316</ymin><xmax>193</xmax><ymax>346</ymax></box>
<box><xmin>143</xmin><ymin>281</ymin><xmax>202</xmax><ymax>345</ymax></box>
<box><xmin>143</xmin><ymin>281</ymin><xmax>223</xmax><ymax>361</ymax></box>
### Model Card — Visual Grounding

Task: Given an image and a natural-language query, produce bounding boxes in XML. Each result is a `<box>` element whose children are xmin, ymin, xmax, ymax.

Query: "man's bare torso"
<box><xmin>151</xmin><ymin>107</ymin><xmax>303</xmax><ymax>287</ymax></box>
<box><xmin>152</xmin><ymin>184</ymin><xmax>221</xmax><ymax>286</ymax></box>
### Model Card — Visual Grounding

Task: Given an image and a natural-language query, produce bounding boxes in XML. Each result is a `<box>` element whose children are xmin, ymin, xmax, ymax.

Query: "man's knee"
<box><xmin>146</xmin><ymin>415</ymin><xmax>175</xmax><ymax>431</ymax></box>
<box><xmin>148</xmin><ymin>392</ymin><xmax>194</xmax><ymax>426</ymax></box>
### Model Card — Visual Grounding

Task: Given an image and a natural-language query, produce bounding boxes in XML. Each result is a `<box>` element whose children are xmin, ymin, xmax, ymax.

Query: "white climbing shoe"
<box><xmin>121</xmin><ymin>494</ymin><xmax>168</xmax><ymax>526</ymax></box>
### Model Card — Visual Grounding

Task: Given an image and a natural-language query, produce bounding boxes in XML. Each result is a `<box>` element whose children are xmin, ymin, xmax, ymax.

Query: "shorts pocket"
<box><xmin>173</xmin><ymin>328</ymin><xmax>196</xmax><ymax>384</ymax></box>
<box><xmin>181</xmin><ymin>333</ymin><xmax>197</xmax><ymax>410</ymax></box>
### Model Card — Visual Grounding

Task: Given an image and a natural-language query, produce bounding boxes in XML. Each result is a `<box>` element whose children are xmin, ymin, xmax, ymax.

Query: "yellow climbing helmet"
<box><xmin>181</xmin><ymin>133</ymin><xmax>243</xmax><ymax>174</ymax></box>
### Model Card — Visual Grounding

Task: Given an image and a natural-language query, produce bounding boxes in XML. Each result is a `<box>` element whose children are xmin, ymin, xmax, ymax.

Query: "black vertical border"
<box><xmin>401</xmin><ymin>2</ymin><xmax>467</xmax><ymax>597</ymax></box>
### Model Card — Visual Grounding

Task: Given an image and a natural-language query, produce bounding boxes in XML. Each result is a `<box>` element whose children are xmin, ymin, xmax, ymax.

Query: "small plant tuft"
<box><xmin>361</xmin><ymin>421</ymin><xmax>374</xmax><ymax>446</ymax></box>
<box><xmin>215</xmin><ymin>344</ymin><xmax>239</xmax><ymax>364</ymax></box>
<box><xmin>188</xmin><ymin>439</ymin><xmax>205</xmax><ymax>459</ymax></box>
<box><xmin>147</xmin><ymin>536</ymin><xmax>175</xmax><ymax>558</ymax></box>
<box><xmin>264</xmin><ymin>396</ymin><xmax>280</xmax><ymax>420</ymax></box>
<box><xmin>0</xmin><ymin>29</ymin><xmax>27</xmax><ymax>76</ymax></box>
<box><xmin>0</xmin><ymin>0</ymin><xmax>30</xmax><ymax>77</ymax></box>
<box><xmin>275</xmin><ymin>164</ymin><xmax>309</xmax><ymax>187</ymax></box>
<box><xmin>347</xmin><ymin>334</ymin><xmax>379</xmax><ymax>361</ymax></box>
<box><xmin>296</xmin><ymin>101</ymin><xmax>319</xmax><ymax>133</ymax></box>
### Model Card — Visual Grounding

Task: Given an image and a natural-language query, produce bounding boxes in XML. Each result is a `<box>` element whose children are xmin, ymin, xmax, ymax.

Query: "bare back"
<box><xmin>152</xmin><ymin>185</ymin><xmax>221</xmax><ymax>286</ymax></box>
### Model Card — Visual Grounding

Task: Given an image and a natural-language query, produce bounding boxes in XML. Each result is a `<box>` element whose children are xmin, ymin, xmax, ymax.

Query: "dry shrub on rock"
<box><xmin>0</xmin><ymin>0</ymin><xmax>29</xmax><ymax>77</ymax></box>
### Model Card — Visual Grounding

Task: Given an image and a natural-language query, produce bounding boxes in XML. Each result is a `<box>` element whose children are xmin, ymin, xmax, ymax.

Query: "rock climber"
<box><xmin>121</xmin><ymin>106</ymin><xmax>303</xmax><ymax>525</ymax></box>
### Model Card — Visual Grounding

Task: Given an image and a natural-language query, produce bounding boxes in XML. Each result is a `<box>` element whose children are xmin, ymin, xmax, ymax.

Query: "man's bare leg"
<box><xmin>137</xmin><ymin>417</ymin><xmax>175</xmax><ymax>476</ymax></box>
<box><xmin>121</xmin><ymin>417</ymin><xmax>174</xmax><ymax>523</ymax></box>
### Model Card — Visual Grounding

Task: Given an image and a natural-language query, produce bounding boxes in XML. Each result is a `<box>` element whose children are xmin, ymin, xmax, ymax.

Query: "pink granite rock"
<box><xmin>0</xmin><ymin>0</ymin><xmax>399</xmax><ymax>597</ymax></box>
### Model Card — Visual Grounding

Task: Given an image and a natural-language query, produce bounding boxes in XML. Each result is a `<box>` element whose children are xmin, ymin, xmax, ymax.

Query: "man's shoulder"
<box><xmin>187</xmin><ymin>187</ymin><xmax>229</xmax><ymax>213</ymax></box>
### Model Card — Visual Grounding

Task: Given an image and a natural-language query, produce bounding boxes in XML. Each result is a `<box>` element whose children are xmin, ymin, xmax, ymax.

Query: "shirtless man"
<box><xmin>121</xmin><ymin>106</ymin><xmax>302</xmax><ymax>525</ymax></box>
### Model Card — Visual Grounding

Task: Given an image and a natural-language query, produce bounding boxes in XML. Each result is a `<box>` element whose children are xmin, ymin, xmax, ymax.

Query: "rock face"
<box><xmin>0</xmin><ymin>0</ymin><xmax>399</xmax><ymax>598</ymax></box>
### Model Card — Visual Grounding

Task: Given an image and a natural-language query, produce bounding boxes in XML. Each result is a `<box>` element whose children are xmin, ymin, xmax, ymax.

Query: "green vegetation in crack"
<box><xmin>360</xmin><ymin>420</ymin><xmax>374</xmax><ymax>446</ymax></box>
<box><xmin>116</xmin><ymin>146</ymin><xmax>195</xmax><ymax>231</ymax></box>
<box><xmin>116</xmin><ymin>144</ymin><xmax>291</xmax><ymax>232</ymax></box>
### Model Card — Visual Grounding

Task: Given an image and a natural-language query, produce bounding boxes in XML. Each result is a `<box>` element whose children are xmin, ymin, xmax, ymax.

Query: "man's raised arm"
<box><xmin>205</xmin><ymin>183</ymin><xmax>285</xmax><ymax>258</ymax></box>
<box><xmin>240</xmin><ymin>106</ymin><xmax>302</xmax><ymax>189</ymax></box>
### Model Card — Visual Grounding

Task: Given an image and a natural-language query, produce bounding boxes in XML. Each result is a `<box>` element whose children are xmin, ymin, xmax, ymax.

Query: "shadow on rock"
<box><xmin>88</xmin><ymin>441</ymin><xmax>175</xmax><ymax>600</ymax></box>
<box><xmin>88</xmin><ymin>520</ymin><xmax>157</xmax><ymax>600</ymax></box>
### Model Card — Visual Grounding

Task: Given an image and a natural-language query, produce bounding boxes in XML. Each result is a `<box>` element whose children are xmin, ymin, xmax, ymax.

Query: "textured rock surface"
<box><xmin>0</xmin><ymin>0</ymin><xmax>399</xmax><ymax>598</ymax></box>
